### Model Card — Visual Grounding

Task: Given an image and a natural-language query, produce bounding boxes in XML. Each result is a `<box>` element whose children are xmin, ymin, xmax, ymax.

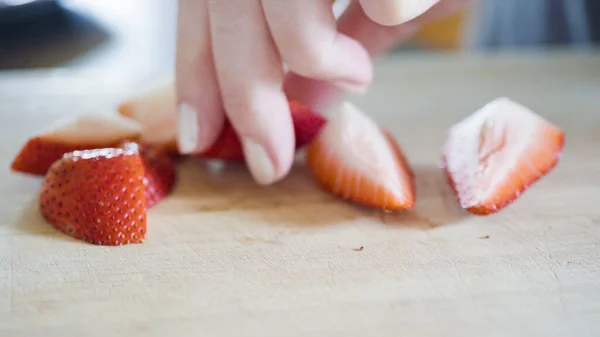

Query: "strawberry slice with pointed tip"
<box><xmin>120</xmin><ymin>141</ymin><xmax>177</xmax><ymax>208</ymax></box>
<box><xmin>11</xmin><ymin>113</ymin><xmax>142</xmax><ymax>176</ymax></box>
<box><xmin>117</xmin><ymin>80</ymin><xmax>179</xmax><ymax>153</ymax></box>
<box><xmin>442</xmin><ymin>97</ymin><xmax>565</xmax><ymax>215</ymax></box>
<box><xmin>39</xmin><ymin>147</ymin><xmax>147</xmax><ymax>246</ymax></box>
<box><xmin>305</xmin><ymin>101</ymin><xmax>415</xmax><ymax>210</ymax></box>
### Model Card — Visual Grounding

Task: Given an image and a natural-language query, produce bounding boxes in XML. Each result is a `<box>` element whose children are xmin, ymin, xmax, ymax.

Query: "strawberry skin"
<box><xmin>442</xmin><ymin>97</ymin><xmax>565</xmax><ymax>215</ymax></box>
<box><xmin>199</xmin><ymin>100</ymin><xmax>327</xmax><ymax>161</ymax></box>
<box><xmin>11</xmin><ymin>113</ymin><xmax>142</xmax><ymax>176</ymax></box>
<box><xmin>120</xmin><ymin>141</ymin><xmax>177</xmax><ymax>208</ymax></box>
<box><xmin>306</xmin><ymin>101</ymin><xmax>415</xmax><ymax>210</ymax></box>
<box><xmin>40</xmin><ymin>147</ymin><xmax>147</xmax><ymax>246</ymax></box>
<box><xmin>12</xmin><ymin>139</ymin><xmax>93</xmax><ymax>176</ymax></box>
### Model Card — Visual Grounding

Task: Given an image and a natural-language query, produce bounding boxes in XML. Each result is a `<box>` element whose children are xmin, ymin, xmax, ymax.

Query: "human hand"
<box><xmin>285</xmin><ymin>0</ymin><xmax>471</xmax><ymax>112</ymax></box>
<box><xmin>175</xmin><ymin>0</ymin><xmax>469</xmax><ymax>186</ymax></box>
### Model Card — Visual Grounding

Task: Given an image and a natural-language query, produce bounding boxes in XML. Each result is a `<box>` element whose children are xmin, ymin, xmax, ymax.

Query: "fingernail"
<box><xmin>395</xmin><ymin>0</ymin><xmax>440</xmax><ymax>24</ymax></box>
<box><xmin>367</xmin><ymin>0</ymin><xmax>440</xmax><ymax>26</ymax></box>
<box><xmin>177</xmin><ymin>102</ymin><xmax>199</xmax><ymax>154</ymax></box>
<box><xmin>331</xmin><ymin>80</ymin><xmax>369</xmax><ymax>94</ymax></box>
<box><xmin>241</xmin><ymin>137</ymin><xmax>276</xmax><ymax>185</ymax></box>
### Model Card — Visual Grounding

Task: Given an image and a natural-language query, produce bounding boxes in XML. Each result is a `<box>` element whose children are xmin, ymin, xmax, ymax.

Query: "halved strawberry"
<box><xmin>120</xmin><ymin>141</ymin><xmax>177</xmax><ymax>208</ymax></box>
<box><xmin>442</xmin><ymin>97</ymin><xmax>565</xmax><ymax>215</ymax></box>
<box><xmin>117</xmin><ymin>80</ymin><xmax>178</xmax><ymax>153</ymax></box>
<box><xmin>305</xmin><ymin>101</ymin><xmax>415</xmax><ymax>210</ymax></box>
<box><xmin>39</xmin><ymin>147</ymin><xmax>147</xmax><ymax>246</ymax></box>
<box><xmin>116</xmin><ymin>81</ymin><xmax>327</xmax><ymax>160</ymax></box>
<box><xmin>11</xmin><ymin>113</ymin><xmax>142</xmax><ymax>175</ymax></box>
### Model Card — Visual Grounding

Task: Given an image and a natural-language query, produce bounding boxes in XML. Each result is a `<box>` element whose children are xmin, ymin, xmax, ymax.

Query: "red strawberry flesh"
<box><xmin>198</xmin><ymin>100</ymin><xmax>327</xmax><ymax>161</ymax></box>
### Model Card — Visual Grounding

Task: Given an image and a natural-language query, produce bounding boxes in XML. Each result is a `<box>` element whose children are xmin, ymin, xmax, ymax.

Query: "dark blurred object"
<box><xmin>472</xmin><ymin>0</ymin><xmax>600</xmax><ymax>48</ymax></box>
<box><xmin>0</xmin><ymin>1</ymin><xmax>108</xmax><ymax>69</ymax></box>
<box><xmin>0</xmin><ymin>0</ymin><xmax>60</xmax><ymax>23</ymax></box>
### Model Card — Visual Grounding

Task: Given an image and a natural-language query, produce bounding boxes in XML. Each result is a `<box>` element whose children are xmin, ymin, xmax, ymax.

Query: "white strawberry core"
<box><xmin>42</xmin><ymin>113</ymin><xmax>142</xmax><ymax>145</ymax></box>
<box><xmin>443</xmin><ymin>97</ymin><xmax>547</xmax><ymax>208</ymax></box>
<box><xmin>320</xmin><ymin>101</ymin><xmax>406</xmax><ymax>201</ymax></box>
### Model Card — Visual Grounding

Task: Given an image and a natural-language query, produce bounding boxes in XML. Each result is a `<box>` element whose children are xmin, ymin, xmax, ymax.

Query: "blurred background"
<box><xmin>0</xmin><ymin>0</ymin><xmax>598</xmax><ymax>76</ymax></box>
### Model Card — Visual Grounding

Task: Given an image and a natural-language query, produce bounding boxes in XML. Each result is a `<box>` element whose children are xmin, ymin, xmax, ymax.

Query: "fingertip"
<box><xmin>175</xmin><ymin>98</ymin><xmax>225</xmax><ymax>155</ymax></box>
<box><xmin>228</xmin><ymin>98</ymin><xmax>295</xmax><ymax>186</ymax></box>
<box><xmin>240</xmin><ymin>118</ymin><xmax>295</xmax><ymax>186</ymax></box>
<box><xmin>331</xmin><ymin>33</ymin><xmax>374</xmax><ymax>89</ymax></box>
<box><xmin>241</xmin><ymin>137</ymin><xmax>279</xmax><ymax>185</ymax></box>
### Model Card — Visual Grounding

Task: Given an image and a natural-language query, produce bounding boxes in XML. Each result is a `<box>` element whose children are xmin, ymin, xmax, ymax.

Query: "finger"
<box><xmin>336</xmin><ymin>0</ymin><xmax>422</xmax><ymax>56</ymax></box>
<box><xmin>262</xmin><ymin>0</ymin><xmax>372</xmax><ymax>92</ymax></box>
<box><xmin>283</xmin><ymin>1</ymin><xmax>418</xmax><ymax>111</ymax></box>
<box><xmin>359</xmin><ymin>0</ymin><xmax>442</xmax><ymax>26</ymax></box>
<box><xmin>285</xmin><ymin>0</ymin><xmax>468</xmax><ymax>111</ymax></box>
<box><xmin>208</xmin><ymin>0</ymin><xmax>294</xmax><ymax>185</ymax></box>
<box><xmin>175</xmin><ymin>0</ymin><xmax>225</xmax><ymax>154</ymax></box>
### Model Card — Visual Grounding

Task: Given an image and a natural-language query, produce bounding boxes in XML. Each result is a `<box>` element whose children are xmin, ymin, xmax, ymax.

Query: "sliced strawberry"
<box><xmin>305</xmin><ymin>101</ymin><xmax>415</xmax><ymax>210</ymax></box>
<box><xmin>11</xmin><ymin>113</ymin><xmax>142</xmax><ymax>176</ymax></box>
<box><xmin>289</xmin><ymin>100</ymin><xmax>328</xmax><ymax>149</ymax></box>
<box><xmin>197</xmin><ymin>121</ymin><xmax>244</xmax><ymax>161</ymax></box>
<box><xmin>200</xmin><ymin>99</ymin><xmax>327</xmax><ymax>161</ymax></box>
<box><xmin>120</xmin><ymin>141</ymin><xmax>177</xmax><ymax>208</ymax></box>
<box><xmin>116</xmin><ymin>81</ymin><xmax>326</xmax><ymax>160</ymax></box>
<box><xmin>39</xmin><ymin>147</ymin><xmax>147</xmax><ymax>246</ymax></box>
<box><xmin>117</xmin><ymin>80</ymin><xmax>179</xmax><ymax>153</ymax></box>
<box><xmin>442</xmin><ymin>97</ymin><xmax>565</xmax><ymax>215</ymax></box>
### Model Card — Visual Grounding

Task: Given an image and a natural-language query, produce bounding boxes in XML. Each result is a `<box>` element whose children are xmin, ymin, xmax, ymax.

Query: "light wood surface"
<box><xmin>1</xmin><ymin>50</ymin><xmax>600</xmax><ymax>336</ymax></box>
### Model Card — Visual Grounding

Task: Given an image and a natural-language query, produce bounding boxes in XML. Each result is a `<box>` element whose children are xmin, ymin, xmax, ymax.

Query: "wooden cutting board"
<box><xmin>1</xmin><ymin>50</ymin><xmax>600</xmax><ymax>337</ymax></box>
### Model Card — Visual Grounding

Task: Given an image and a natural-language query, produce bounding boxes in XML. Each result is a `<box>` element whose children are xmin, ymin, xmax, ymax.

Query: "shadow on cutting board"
<box><xmin>12</xmin><ymin>160</ymin><xmax>471</xmax><ymax>242</ymax></box>
<box><xmin>379</xmin><ymin>165</ymin><xmax>470</xmax><ymax>229</ymax></box>
<box><xmin>167</xmin><ymin>159</ymin><xmax>470</xmax><ymax>230</ymax></box>
<box><xmin>165</xmin><ymin>159</ymin><xmax>357</xmax><ymax>228</ymax></box>
<box><xmin>15</xmin><ymin>197</ymin><xmax>82</xmax><ymax>243</ymax></box>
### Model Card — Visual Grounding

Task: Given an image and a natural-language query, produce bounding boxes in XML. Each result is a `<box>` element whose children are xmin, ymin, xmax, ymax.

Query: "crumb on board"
<box><xmin>479</xmin><ymin>235</ymin><xmax>490</xmax><ymax>239</ymax></box>
<box><xmin>353</xmin><ymin>246</ymin><xmax>364</xmax><ymax>251</ymax></box>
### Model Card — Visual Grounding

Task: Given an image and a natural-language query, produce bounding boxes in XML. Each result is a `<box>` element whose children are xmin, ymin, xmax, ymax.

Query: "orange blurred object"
<box><xmin>410</xmin><ymin>9</ymin><xmax>470</xmax><ymax>50</ymax></box>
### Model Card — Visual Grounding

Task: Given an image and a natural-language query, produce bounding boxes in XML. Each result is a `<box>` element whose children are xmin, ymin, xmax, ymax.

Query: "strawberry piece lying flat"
<box><xmin>40</xmin><ymin>147</ymin><xmax>147</xmax><ymax>246</ymax></box>
<box><xmin>306</xmin><ymin>101</ymin><xmax>415</xmax><ymax>210</ymax></box>
<box><xmin>11</xmin><ymin>113</ymin><xmax>142</xmax><ymax>175</ymax></box>
<box><xmin>117</xmin><ymin>80</ymin><xmax>178</xmax><ymax>153</ymax></box>
<box><xmin>116</xmin><ymin>81</ymin><xmax>326</xmax><ymax>160</ymax></box>
<box><xmin>200</xmin><ymin>99</ymin><xmax>327</xmax><ymax>161</ymax></box>
<box><xmin>120</xmin><ymin>141</ymin><xmax>177</xmax><ymax>208</ymax></box>
<box><xmin>442</xmin><ymin>97</ymin><xmax>565</xmax><ymax>215</ymax></box>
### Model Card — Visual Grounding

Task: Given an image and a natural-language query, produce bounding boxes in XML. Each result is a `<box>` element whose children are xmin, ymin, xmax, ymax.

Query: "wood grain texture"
<box><xmin>1</xmin><ymin>50</ymin><xmax>600</xmax><ymax>337</ymax></box>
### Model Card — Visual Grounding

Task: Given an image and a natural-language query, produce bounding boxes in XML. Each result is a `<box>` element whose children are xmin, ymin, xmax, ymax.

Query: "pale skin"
<box><xmin>175</xmin><ymin>0</ymin><xmax>470</xmax><ymax>185</ymax></box>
